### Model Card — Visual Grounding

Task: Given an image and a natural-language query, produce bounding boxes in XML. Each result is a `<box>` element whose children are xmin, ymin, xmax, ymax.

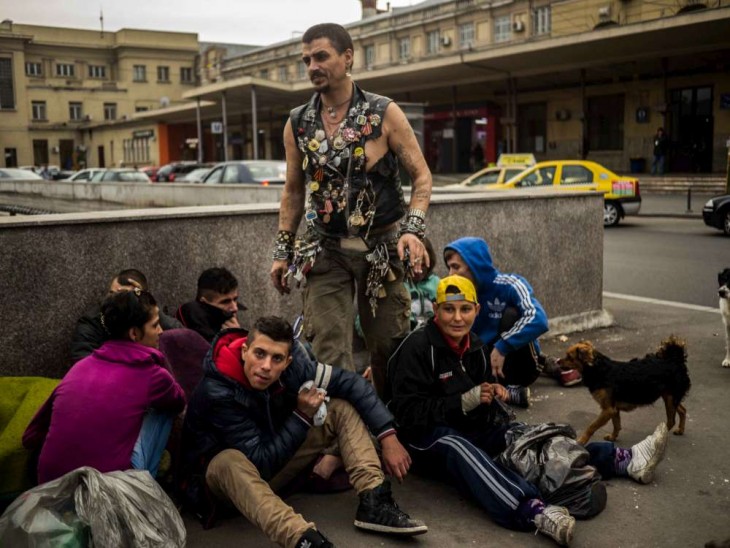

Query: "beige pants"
<box><xmin>303</xmin><ymin>241</ymin><xmax>411</xmax><ymax>397</ymax></box>
<box><xmin>205</xmin><ymin>399</ymin><xmax>384</xmax><ymax>548</ymax></box>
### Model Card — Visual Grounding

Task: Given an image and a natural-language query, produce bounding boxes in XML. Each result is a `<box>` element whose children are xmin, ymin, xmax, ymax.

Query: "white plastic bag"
<box><xmin>0</xmin><ymin>467</ymin><xmax>185</xmax><ymax>547</ymax></box>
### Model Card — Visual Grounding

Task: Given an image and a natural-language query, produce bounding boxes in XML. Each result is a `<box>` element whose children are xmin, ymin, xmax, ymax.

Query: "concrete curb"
<box><xmin>547</xmin><ymin>308</ymin><xmax>615</xmax><ymax>336</ymax></box>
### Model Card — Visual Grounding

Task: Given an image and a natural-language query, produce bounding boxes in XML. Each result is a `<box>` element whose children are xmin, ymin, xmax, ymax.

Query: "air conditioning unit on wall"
<box><xmin>513</xmin><ymin>20</ymin><xmax>525</xmax><ymax>32</ymax></box>
<box><xmin>440</xmin><ymin>35</ymin><xmax>452</xmax><ymax>47</ymax></box>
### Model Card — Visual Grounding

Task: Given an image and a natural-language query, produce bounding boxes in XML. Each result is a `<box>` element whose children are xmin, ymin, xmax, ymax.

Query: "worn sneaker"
<box><xmin>627</xmin><ymin>422</ymin><xmax>669</xmax><ymax>484</ymax></box>
<box><xmin>295</xmin><ymin>528</ymin><xmax>334</xmax><ymax>548</ymax></box>
<box><xmin>534</xmin><ymin>505</ymin><xmax>576</xmax><ymax>546</ymax></box>
<box><xmin>354</xmin><ymin>481</ymin><xmax>428</xmax><ymax>535</ymax></box>
<box><xmin>559</xmin><ymin>369</ymin><xmax>582</xmax><ymax>387</ymax></box>
<box><xmin>507</xmin><ymin>385</ymin><xmax>530</xmax><ymax>408</ymax></box>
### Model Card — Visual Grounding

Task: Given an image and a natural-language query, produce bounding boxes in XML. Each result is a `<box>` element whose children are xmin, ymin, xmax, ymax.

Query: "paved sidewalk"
<box><xmin>185</xmin><ymin>294</ymin><xmax>730</xmax><ymax>548</ymax></box>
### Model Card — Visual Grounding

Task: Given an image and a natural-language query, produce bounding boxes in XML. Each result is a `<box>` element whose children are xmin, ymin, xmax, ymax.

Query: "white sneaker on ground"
<box><xmin>627</xmin><ymin>422</ymin><xmax>669</xmax><ymax>484</ymax></box>
<box><xmin>534</xmin><ymin>505</ymin><xmax>575</xmax><ymax>546</ymax></box>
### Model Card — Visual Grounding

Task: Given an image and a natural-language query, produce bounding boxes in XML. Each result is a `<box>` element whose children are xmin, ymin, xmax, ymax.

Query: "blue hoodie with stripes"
<box><xmin>444</xmin><ymin>237</ymin><xmax>548</xmax><ymax>356</ymax></box>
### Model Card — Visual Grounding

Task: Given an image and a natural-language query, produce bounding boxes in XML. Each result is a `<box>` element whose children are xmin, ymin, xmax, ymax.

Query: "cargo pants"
<box><xmin>303</xmin><ymin>237</ymin><xmax>411</xmax><ymax>397</ymax></box>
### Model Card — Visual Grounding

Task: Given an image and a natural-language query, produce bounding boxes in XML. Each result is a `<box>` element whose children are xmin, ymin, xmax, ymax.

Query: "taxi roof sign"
<box><xmin>497</xmin><ymin>153</ymin><xmax>536</xmax><ymax>167</ymax></box>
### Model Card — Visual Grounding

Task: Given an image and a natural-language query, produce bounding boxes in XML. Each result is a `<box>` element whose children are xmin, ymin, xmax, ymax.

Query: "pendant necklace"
<box><xmin>322</xmin><ymin>95</ymin><xmax>351</xmax><ymax>119</ymax></box>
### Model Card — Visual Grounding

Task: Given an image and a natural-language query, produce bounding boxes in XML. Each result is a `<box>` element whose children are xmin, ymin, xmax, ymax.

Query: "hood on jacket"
<box><xmin>92</xmin><ymin>339</ymin><xmax>166</xmax><ymax>367</ymax></box>
<box><xmin>444</xmin><ymin>237</ymin><xmax>498</xmax><ymax>290</ymax></box>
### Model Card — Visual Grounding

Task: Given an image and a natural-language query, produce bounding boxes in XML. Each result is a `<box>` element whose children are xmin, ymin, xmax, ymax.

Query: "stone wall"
<box><xmin>0</xmin><ymin>190</ymin><xmax>607</xmax><ymax>378</ymax></box>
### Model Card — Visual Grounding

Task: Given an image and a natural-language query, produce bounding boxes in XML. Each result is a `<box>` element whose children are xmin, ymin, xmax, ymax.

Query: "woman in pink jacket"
<box><xmin>23</xmin><ymin>288</ymin><xmax>186</xmax><ymax>483</ymax></box>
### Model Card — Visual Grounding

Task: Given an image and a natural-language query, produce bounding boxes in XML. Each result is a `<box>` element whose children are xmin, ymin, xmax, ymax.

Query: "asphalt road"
<box><xmin>604</xmin><ymin>216</ymin><xmax>729</xmax><ymax>308</ymax></box>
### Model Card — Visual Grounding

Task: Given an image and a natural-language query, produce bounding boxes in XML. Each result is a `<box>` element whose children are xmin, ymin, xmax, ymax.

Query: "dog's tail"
<box><xmin>657</xmin><ymin>335</ymin><xmax>691</xmax><ymax>402</ymax></box>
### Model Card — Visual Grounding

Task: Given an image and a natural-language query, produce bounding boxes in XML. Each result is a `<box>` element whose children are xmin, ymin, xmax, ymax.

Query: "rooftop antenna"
<box><xmin>100</xmin><ymin>7</ymin><xmax>104</xmax><ymax>38</ymax></box>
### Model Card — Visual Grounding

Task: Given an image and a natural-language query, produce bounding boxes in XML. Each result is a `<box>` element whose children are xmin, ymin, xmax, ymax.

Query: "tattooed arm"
<box><xmin>384</xmin><ymin>102</ymin><xmax>433</xmax><ymax>271</ymax></box>
<box><xmin>384</xmin><ymin>102</ymin><xmax>432</xmax><ymax>213</ymax></box>
<box><xmin>270</xmin><ymin>118</ymin><xmax>306</xmax><ymax>294</ymax></box>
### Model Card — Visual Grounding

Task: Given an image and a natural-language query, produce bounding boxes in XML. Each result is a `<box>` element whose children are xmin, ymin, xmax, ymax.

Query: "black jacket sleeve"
<box><xmin>388</xmin><ymin>332</ymin><xmax>465</xmax><ymax>436</ymax></box>
<box><xmin>186</xmin><ymin>376</ymin><xmax>312</xmax><ymax>481</ymax></box>
<box><xmin>69</xmin><ymin>311</ymin><xmax>107</xmax><ymax>364</ymax></box>
<box><xmin>285</xmin><ymin>341</ymin><xmax>395</xmax><ymax>436</ymax></box>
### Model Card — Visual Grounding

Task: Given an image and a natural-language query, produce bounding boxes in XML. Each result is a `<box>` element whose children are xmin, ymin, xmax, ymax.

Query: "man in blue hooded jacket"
<box><xmin>443</xmin><ymin>237</ymin><xmax>581</xmax><ymax>393</ymax></box>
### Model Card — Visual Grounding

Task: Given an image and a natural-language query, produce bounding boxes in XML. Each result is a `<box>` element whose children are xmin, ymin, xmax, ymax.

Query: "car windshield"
<box><xmin>246</xmin><ymin>162</ymin><xmax>286</xmax><ymax>181</ymax></box>
<box><xmin>467</xmin><ymin>170</ymin><xmax>501</xmax><ymax>185</ymax></box>
<box><xmin>118</xmin><ymin>171</ymin><xmax>149</xmax><ymax>182</ymax></box>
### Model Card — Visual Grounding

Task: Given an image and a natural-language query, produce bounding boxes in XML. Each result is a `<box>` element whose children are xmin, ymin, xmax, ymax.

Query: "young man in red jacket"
<box><xmin>182</xmin><ymin>316</ymin><xmax>427</xmax><ymax>548</ymax></box>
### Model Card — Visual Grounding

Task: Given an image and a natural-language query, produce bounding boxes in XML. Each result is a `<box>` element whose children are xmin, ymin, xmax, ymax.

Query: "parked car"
<box><xmin>62</xmin><ymin>168</ymin><xmax>105</xmax><ymax>182</ymax></box>
<box><xmin>482</xmin><ymin>160</ymin><xmax>641</xmax><ymax>227</ymax></box>
<box><xmin>90</xmin><ymin>169</ymin><xmax>151</xmax><ymax>183</ymax></box>
<box><xmin>203</xmin><ymin>160</ymin><xmax>287</xmax><ymax>185</ymax></box>
<box><xmin>0</xmin><ymin>168</ymin><xmax>44</xmax><ymax>180</ymax></box>
<box><xmin>445</xmin><ymin>153</ymin><xmax>536</xmax><ymax>189</ymax></box>
<box><xmin>177</xmin><ymin>166</ymin><xmax>213</xmax><ymax>183</ymax></box>
<box><xmin>138</xmin><ymin>165</ymin><xmax>159</xmax><ymax>181</ymax></box>
<box><xmin>702</xmin><ymin>194</ymin><xmax>730</xmax><ymax>236</ymax></box>
<box><xmin>155</xmin><ymin>161</ymin><xmax>204</xmax><ymax>182</ymax></box>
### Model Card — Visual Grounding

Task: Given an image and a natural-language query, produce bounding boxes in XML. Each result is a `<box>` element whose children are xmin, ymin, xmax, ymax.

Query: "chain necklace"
<box><xmin>321</xmin><ymin>95</ymin><xmax>351</xmax><ymax>119</ymax></box>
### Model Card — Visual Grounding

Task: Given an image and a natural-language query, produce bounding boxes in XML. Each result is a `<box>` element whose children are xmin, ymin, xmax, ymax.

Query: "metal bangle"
<box><xmin>406</xmin><ymin>208</ymin><xmax>426</xmax><ymax>221</ymax></box>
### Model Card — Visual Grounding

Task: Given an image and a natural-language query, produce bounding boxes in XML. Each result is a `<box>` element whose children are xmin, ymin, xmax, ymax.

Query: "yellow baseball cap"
<box><xmin>436</xmin><ymin>275</ymin><xmax>478</xmax><ymax>305</ymax></box>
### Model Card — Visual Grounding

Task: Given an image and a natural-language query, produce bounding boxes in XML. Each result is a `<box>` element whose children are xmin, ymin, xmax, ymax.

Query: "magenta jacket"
<box><xmin>23</xmin><ymin>340</ymin><xmax>186</xmax><ymax>483</ymax></box>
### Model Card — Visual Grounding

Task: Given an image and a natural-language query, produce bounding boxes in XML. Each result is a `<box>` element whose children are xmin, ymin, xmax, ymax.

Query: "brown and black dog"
<box><xmin>560</xmin><ymin>335</ymin><xmax>690</xmax><ymax>445</ymax></box>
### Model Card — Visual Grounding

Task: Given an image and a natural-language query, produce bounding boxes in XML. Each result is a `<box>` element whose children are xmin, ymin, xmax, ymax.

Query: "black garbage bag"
<box><xmin>0</xmin><ymin>467</ymin><xmax>186</xmax><ymax>547</ymax></box>
<box><xmin>498</xmin><ymin>422</ymin><xmax>607</xmax><ymax>519</ymax></box>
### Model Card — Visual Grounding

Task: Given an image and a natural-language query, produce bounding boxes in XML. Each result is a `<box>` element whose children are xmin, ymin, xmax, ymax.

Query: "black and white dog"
<box><xmin>720</xmin><ymin>269</ymin><xmax>730</xmax><ymax>368</ymax></box>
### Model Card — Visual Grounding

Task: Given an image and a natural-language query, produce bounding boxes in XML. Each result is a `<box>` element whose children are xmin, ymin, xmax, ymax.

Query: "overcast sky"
<box><xmin>5</xmin><ymin>0</ymin><xmax>418</xmax><ymax>45</ymax></box>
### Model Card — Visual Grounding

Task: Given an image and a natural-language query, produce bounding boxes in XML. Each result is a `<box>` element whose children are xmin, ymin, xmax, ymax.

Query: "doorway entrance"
<box><xmin>667</xmin><ymin>86</ymin><xmax>713</xmax><ymax>173</ymax></box>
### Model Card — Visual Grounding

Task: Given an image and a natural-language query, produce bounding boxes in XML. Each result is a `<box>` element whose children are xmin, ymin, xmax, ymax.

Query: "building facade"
<box><xmin>186</xmin><ymin>0</ymin><xmax>730</xmax><ymax>174</ymax></box>
<box><xmin>0</xmin><ymin>21</ymin><xmax>199</xmax><ymax>169</ymax></box>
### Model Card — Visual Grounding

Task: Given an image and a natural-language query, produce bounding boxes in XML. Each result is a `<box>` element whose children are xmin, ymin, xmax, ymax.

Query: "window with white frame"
<box><xmin>103</xmin><ymin>102</ymin><xmax>117</xmax><ymax>120</ymax></box>
<box><xmin>399</xmin><ymin>37</ymin><xmax>411</xmax><ymax>61</ymax></box>
<box><xmin>26</xmin><ymin>62</ymin><xmax>43</xmax><ymax>77</ymax></box>
<box><xmin>56</xmin><ymin>63</ymin><xmax>75</xmax><ymax>77</ymax></box>
<box><xmin>157</xmin><ymin>66</ymin><xmax>170</xmax><ymax>82</ymax></box>
<box><xmin>133</xmin><ymin>65</ymin><xmax>146</xmax><ymax>82</ymax></box>
<box><xmin>31</xmin><ymin>101</ymin><xmax>46</xmax><ymax>120</ymax></box>
<box><xmin>123</xmin><ymin>137</ymin><xmax>150</xmax><ymax>164</ymax></box>
<box><xmin>297</xmin><ymin>61</ymin><xmax>306</xmax><ymax>80</ymax></box>
<box><xmin>69</xmin><ymin>102</ymin><xmax>82</xmax><ymax>121</ymax></box>
<box><xmin>459</xmin><ymin>22</ymin><xmax>475</xmax><ymax>48</ymax></box>
<box><xmin>278</xmin><ymin>65</ymin><xmax>288</xmax><ymax>81</ymax></box>
<box><xmin>259</xmin><ymin>68</ymin><xmax>269</xmax><ymax>79</ymax></box>
<box><xmin>533</xmin><ymin>6</ymin><xmax>551</xmax><ymax>35</ymax></box>
<box><xmin>364</xmin><ymin>45</ymin><xmax>375</xmax><ymax>69</ymax></box>
<box><xmin>180</xmin><ymin>67</ymin><xmax>193</xmax><ymax>83</ymax></box>
<box><xmin>494</xmin><ymin>16</ymin><xmax>512</xmax><ymax>43</ymax></box>
<box><xmin>426</xmin><ymin>30</ymin><xmax>440</xmax><ymax>55</ymax></box>
<box><xmin>88</xmin><ymin>65</ymin><xmax>106</xmax><ymax>78</ymax></box>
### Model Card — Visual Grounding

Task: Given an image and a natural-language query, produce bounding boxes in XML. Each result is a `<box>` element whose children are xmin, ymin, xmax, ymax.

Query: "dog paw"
<box><xmin>722</xmin><ymin>359</ymin><xmax>730</xmax><ymax>368</ymax></box>
<box><xmin>673</xmin><ymin>430</ymin><xmax>684</xmax><ymax>436</ymax></box>
<box><xmin>577</xmin><ymin>435</ymin><xmax>589</xmax><ymax>445</ymax></box>
<box><xmin>603</xmin><ymin>434</ymin><xmax>618</xmax><ymax>442</ymax></box>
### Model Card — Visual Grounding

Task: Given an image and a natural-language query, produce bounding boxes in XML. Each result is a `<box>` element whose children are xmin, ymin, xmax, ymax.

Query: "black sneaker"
<box><xmin>295</xmin><ymin>528</ymin><xmax>334</xmax><ymax>548</ymax></box>
<box><xmin>354</xmin><ymin>481</ymin><xmax>428</xmax><ymax>535</ymax></box>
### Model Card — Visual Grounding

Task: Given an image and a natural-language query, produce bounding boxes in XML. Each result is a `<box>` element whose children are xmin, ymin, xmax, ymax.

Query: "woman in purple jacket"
<box><xmin>23</xmin><ymin>288</ymin><xmax>186</xmax><ymax>484</ymax></box>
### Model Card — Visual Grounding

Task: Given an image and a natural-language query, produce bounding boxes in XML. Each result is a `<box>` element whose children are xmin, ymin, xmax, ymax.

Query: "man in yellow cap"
<box><xmin>387</xmin><ymin>275</ymin><xmax>669</xmax><ymax>546</ymax></box>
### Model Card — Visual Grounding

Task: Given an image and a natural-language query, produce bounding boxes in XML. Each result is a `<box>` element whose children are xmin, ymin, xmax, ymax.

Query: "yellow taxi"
<box><xmin>488</xmin><ymin>160</ymin><xmax>641</xmax><ymax>226</ymax></box>
<box><xmin>446</xmin><ymin>153</ymin><xmax>536</xmax><ymax>188</ymax></box>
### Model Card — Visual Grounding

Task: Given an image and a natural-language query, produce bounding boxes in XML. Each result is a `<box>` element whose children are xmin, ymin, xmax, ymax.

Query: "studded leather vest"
<box><xmin>290</xmin><ymin>83</ymin><xmax>406</xmax><ymax>238</ymax></box>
